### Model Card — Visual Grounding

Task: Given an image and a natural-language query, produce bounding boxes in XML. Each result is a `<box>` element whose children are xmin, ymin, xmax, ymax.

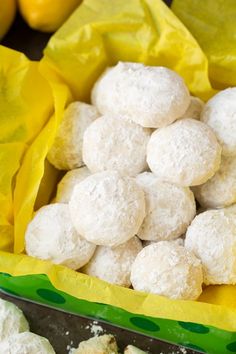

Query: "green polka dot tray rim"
<box><xmin>1</xmin><ymin>272</ymin><xmax>236</xmax><ymax>354</ymax></box>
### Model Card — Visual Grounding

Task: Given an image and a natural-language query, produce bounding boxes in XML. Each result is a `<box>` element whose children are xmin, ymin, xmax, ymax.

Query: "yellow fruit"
<box><xmin>0</xmin><ymin>0</ymin><xmax>16</xmax><ymax>40</ymax></box>
<box><xmin>18</xmin><ymin>0</ymin><xmax>82</xmax><ymax>32</ymax></box>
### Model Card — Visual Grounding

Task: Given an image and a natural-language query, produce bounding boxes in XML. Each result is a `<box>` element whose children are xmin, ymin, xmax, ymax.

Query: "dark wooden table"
<box><xmin>1</xmin><ymin>7</ymin><xmax>198</xmax><ymax>354</ymax></box>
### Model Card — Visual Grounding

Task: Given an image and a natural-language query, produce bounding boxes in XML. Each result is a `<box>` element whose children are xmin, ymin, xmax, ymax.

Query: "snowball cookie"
<box><xmin>47</xmin><ymin>101</ymin><xmax>99</xmax><ymax>170</ymax></box>
<box><xmin>185</xmin><ymin>209</ymin><xmax>236</xmax><ymax>285</ymax></box>
<box><xmin>25</xmin><ymin>203</ymin><xmax>96</xmax><ymax>270</ymax></box>
<box><xmin>55</xmin><ymin>166</ymin><xmax>90</xmax><ymax>203</ymax></box>
<box><xmin>147</xmin><ymin>119</ymin><xmax>222</xmax><ymax>186</ymax></box>
<box><xmin>83</xmin><ymin>115</ymin><xmax>151</xmax><ymax>176</ymax></box>
<box><xmin>0</xmin><ymin>332</ymin><xmax>55</xmax><ymax>354</ymax></box>
<box><xmin>180</xmin><ymin>96</ymin><xmax>204</xmax><ymax>120</ymax></box>
<box><xmin>136</xmin><ymin>172</ymin><xmax>196</xmax><ymax>241</ymax></box>
<box><xmin>82</xmin><ymin>236</ymin><xmax>142</xmax><ymax>287</ymax></box>
<box><xmin>193</xmin><ymin>155</ymin><xmax>236</xmax><ymax>209</ymax></box>
<box><xmin>73</xmin><ymin>334</ymin><xmax>118</xmax><ymax>354</ymax></box>
<box><xmin>131</xmin><ymin>241</ymin><xmax>203</xmax><ymax>300</ymax></box>
<box><xmin>201</xmin><ymin>88</ymin><xmax>236</xmax><ymax>156</ymax></box>
<box><xmin>69</xmin><ymin>171</ymin><xmax>146</xmax><ymax>247</ymax></box>
<box><xmin>91</xmin><ymin>62</ymin><xmax>190</xmax><ymax>128</ymax></box>
<box><xmin>0</xmin><ymin>298</ymin><xmax>29</xmax><ymax>341</ymax></box>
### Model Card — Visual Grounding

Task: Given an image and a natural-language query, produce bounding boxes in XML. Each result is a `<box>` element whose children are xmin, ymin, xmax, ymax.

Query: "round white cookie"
<box><xmin>69</xmin><ymin>171</ymin><xmax>146</xmax><ymax>247</ymax></box>
<box><xmin>147</xmin><ymin>118</ymin><xmax>222</xmax><ymax>186</ymax></box>
<box><xmin>0</xmin><ymin>298</ymin><xmax>29</xmax><ymax>341</ymax></box>
<box><xmin>180</xmin><ymin>96</ymin><xmax>204</xmax><ymax>120</ymax></box>
<box><xmin>25</xmin><ymin>203</ymin><xmax>96</xmax><ymax>270</ymax></box>
<box><xmin>83</xmin><ymin>115</ymin><xmax>151</xmax><ymax>176</ymax></box>
<box><xmin>136</xmin><ymin>172</ymin><xmax>196</xmax><ymax>241</ymax></box>
<box><xmin>55</xmin><ymin>167</ymin><xmax>90</xmax><ymax>203</ymax></box>
<box><xmin>82</xmin><ymin>236</ymin><xmax>142</xmax><ymax>287</ymax></box>
<box><xmin>0</xmin><ymin>332</ymin><xmax>55</xmax><ymax>354</ymax></box>
<box><xmin>91</xmin><ymin>62</ymin><xmax>190</xmax><ymax>128</ymax></box>
<box><xmin>201</xmin><ymin>88</ymin><xmax>236</xmax><ymax>156</ymax></box>
<box><xmin>185</xmin><ymin>209</ymin><xmax>236</xmax><ymax>285</ymax></box>
<box><xmin>131</xmin><ymin>241</ymin><xmax>203</xmax><ymax>300</ymax></box>
<box><xmin>48</xmin><ymin>101</ymin><xmax>99</xmax><ymax>170</ymax></box>
<box><xmin>193</xmin><ymin>155</ymin><xmax>236</xmax><ymax>208</ymax></box>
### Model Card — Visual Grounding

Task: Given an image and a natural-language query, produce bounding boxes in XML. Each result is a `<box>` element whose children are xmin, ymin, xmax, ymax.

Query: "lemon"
<box><xmin>18</xmin><ymin>0</ymin><xmax>82</xmax><ymax>32</ymax></box>
<box><xmin>0</xmin><ymin>0</ymin><xmax>16</xmax><ymax>40</ymax></box>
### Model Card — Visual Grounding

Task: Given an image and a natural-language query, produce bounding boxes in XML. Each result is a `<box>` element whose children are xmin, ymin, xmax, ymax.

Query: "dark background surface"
<box><xmin>2</xmin><ymin>14</ymin><xmax>51</xmax><ymax>60</ymax></box>
<box><xmin>1</xmin><ymin>2</ymin><xmax>198</xmax><ymax>354</ymax></box>
<box><xmin>0</xmin><ymin>291</ymin><xmax>197</xmax><ymax>354</ymax></box>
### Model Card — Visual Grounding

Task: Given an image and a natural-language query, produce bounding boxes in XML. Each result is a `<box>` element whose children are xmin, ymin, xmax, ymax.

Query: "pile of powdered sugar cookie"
<box><xmin>0</xmin><ymin>297</ymin><xmax>147</xmax><ymax>353</ymax></box>
<box><xmin>0</xmin><ymin>297</ymin><xmax>55</xmax><ymax>353</ymax></box>
<box><xmin>25</xmin><ymin>61</ymin><xmax>236</xmax><ymax>301</ymax></box>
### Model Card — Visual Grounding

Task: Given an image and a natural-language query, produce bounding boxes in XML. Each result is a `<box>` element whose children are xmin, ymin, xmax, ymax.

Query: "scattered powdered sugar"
<box><xmin>90</xmin><ymin>324</ymin><xmax>104</xmax><ymax>336</ymax></box>
<box><xmin>67</xmin><ymin>340</ymin><xmax>75</xmax><ymax>354</ymax></box>
<box><xmin>67</xmin><ymin>345</ymin><xmax>74</xmax><ymax>353</ymax></box>
<box><xmin>85</xmin><ymin>321</ymin><xmax>104</xmax><ymax>337</ymax></box>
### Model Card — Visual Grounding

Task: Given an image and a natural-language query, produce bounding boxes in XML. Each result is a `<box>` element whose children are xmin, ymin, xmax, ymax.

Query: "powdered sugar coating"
<box><xmin>201</xmin><ymin>88</ymin><xmax>236</xmax><ymax>156</ymax></box>
<box><xmin>180</xmin><ymin>96</ymin><xmax>204</xmax><ymax>120</ymax></box>
<box><xmin>136</xmin><ymin>172</ymin><xmax>196</xmax><ymax>241</ymax></box>
<box><xmin>185</xmin><ymin>209</ymin><xmax>236</xmax><ymax>285</ymax></box>
<box><xmin>25</xmin><ymin>204</ymin><xmax>96</xmax><ymax>270</ymax></box>
<box><xmin>130</xmin><ymin>241</ymin><xmax>203</xmax><ymax>300</ymax></box>
<box><xmin>193</xmin><ymin>155</ymin><xmax>236</xmax><ymax>208</ymax></box>
<box><xmin>83</xmin><ymin>115</ymin><xmax>151</xmax><ymax>176</ymax></box>
<box><xmin>147</xmin><ymin>119</ymin><xmax>222</xmax><ymax>186</ymax></box>
<box><xmin>56</xmin><ymin>167</ymin><xmax>90</xmax><ymax>203</ymax></box>
<box><xmin>69</xmin><ymin>171</ymin><xmax>146</xmax><ymax>247</ymax></box>
<box><xmin>0</xmin><ymin>332</ymin><xmax>55</xmax><ymax>354</ymax></box>
<box><xmin>47</xmin><ymin>102</ymin><xmax>100</xmax><ymax>170</ymax></box>
<box><xmin>0</xmin><ymin>299</ymin><xmax>29</xmax><ymax>341</ymax></box>
<box><xmin>82</xmin><ymin>236</ymin><xmax>142</xmax><ymax>287</ymax></box>
<box><xmin>91</xmin><ymin>62</ymin><xmax>190</xmax><ymax>128</ymax></box>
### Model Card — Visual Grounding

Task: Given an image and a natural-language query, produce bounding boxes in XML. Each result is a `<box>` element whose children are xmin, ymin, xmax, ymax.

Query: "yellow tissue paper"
<box><xmin>172</xmin><ymin>0</ymin><xmax>236</xmax><ymax>89</ymax></box>
<box><xmin>42</xmin><ymin>0</ymin><xmax>215</xmax><ymax>101</ymax></box>
<box><xmin>13</xmin><ymin>75</ymin><xmax>71</xmax><ymax>254</ymax></box>
<box><xmin>0</xmin><ymin>46</ymin><xmax>53</xmax><ymax>252</ymax></box>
